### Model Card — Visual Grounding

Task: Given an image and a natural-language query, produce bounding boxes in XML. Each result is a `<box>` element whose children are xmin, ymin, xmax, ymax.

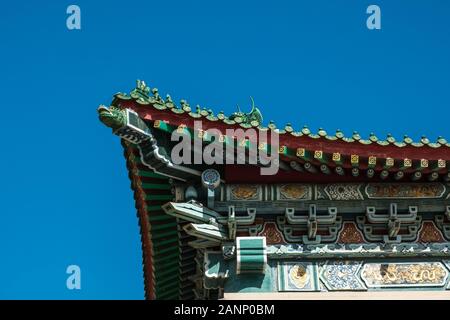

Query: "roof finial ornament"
<box><xmin>386</xmin><ymin>133</ymin><xmax>396</xmax><ymax>143</ymax></box>
<box><xmin>136</xmin><ymin>79</ymin><xmax>150</xmax><ymax>96</ymax></box>
<box><xmin>421</xmin><ymin>135</ymin><xmax>429</xmax><ymax>144</ymax></box>
<box><xmin>229</xmin><ymin>97</ymin><xmax>263</xmax><ymax>126</ymax></box>
<box><xmin>180</xmin><ymin>99</ymin><xmax>191</xmax><ymax>112</ymax></box>
<box><xmin>164</xmin><ymin>94</ymin><xmax>175</xmax><ymax>109</ymax></box>
<box><xmin>250</xmin><ymin>96</ymin><xmax>256</xmax><ymax>112</ymax></box>
<box><xmin>152</xmin><ymin>87</ymin><xmax>163</xmax><ymax>103</ymax></box>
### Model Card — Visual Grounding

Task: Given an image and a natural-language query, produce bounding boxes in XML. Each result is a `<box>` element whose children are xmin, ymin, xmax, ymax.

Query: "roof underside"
<box><xmin>123</xmin><ymin>142</ymin><xmax>196</xmax><ymax>299</ymax></box>
<box><xmin>99</xmin><ymin>81</ymin><xmax>450</xmax><ymax>299</ymax></box>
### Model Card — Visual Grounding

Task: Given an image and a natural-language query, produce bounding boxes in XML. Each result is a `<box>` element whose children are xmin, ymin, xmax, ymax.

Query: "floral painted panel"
<box><xmin>319</xmin><ymin>261</ymin><xmax>366</xmax><ymax>291</ymax></box>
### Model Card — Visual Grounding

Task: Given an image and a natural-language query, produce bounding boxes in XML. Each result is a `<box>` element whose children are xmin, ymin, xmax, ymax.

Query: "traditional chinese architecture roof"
<box><xmin>123</xmin><ymin>142</ymin><xmax>196</xmax><ymax>299</ymax></box>
<box><xmin>98</xmin><ymin>81</ymin><xmax>450</xmax><ymax>299</ymax></box>
<box><xmin>112</xmin><ymin>80</ymin><xmax>450</xmax><ymax>148</ymax></box>
<box><xmin>100</xmin><ymin>80</ymin><xmax>450</xmax><ymax>184</ymax></box>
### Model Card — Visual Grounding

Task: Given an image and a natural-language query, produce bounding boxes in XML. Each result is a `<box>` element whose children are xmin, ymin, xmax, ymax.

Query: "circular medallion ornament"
<box><xmin>201</xmin><ymin>169</ymin><xmax>221</xmax><ymax>190</ymax></box>
<box><xmin>289</xmin><ymin>265</ymin><xmax>310</xmax><ymax>289</ymax></box>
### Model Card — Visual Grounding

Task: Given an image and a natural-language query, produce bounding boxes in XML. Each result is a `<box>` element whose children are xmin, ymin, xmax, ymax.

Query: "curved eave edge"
<box><xmin>110</xmin><ymin>83</ymin><xmax>450</xmax><ymax>149</ymax></box>
<box><xmin>122</xmin><ymin>143</ymin><xmax>155</xmax><ymax>300</ymax></box>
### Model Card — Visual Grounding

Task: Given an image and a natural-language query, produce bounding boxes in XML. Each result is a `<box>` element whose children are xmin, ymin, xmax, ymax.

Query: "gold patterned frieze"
<box><xmin>361</xmin><ymin>262</ymin><xmax>448</xmax><ymax>287</ymax></box>
<box><xmin>229</xmin><ymin>185</ymin><xmax>260</xmax><ymax>201</ymax></box>
<box><xmin>419</xmin><ymin>221</ymin><xmax>445</xmax><ymax>243</ymax></box>
<box><xmin>278</xmin><ymin>184</ymin><xmax>311</xmax><ymax>200</ymax></box>
<box><xmin>258</xmin><ymin>222</ymin><xmax>286</xmax><ymax>245</ymax></box>
<box><xmin>365</xmin><ymin>183</ymin><xmax>445</xmax><ymax>199</ymax></box>
<box><xmin>338</xmin><ymin>222</ymin><xmax>366</xmax><ymax>244</ymax></box>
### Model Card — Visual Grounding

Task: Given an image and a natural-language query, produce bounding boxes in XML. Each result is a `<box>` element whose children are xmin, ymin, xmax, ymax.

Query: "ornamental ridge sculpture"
<box><xmin>97</xmin><ymin>105</ymin><xmax>126</xmax><ymax>131</ymax></box>
<box><xmin>228</xmin><ymin>97</ymin><xmax>264</xmax><ymax>126</ymax></box>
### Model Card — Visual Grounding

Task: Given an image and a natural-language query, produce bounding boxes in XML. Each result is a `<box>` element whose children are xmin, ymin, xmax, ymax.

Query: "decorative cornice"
<box><xmin>267</xmin><ymin>242</ymin><xmax>450</xmax><ymax>258</ymax></box>
<box><xmin>111</xmin><ymin>80</ymin><xmax>450</xmax><ymax>149</ymax></box>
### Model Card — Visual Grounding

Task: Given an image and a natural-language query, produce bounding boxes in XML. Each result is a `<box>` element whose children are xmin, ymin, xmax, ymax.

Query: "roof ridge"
<box><xmin>110</xmin><ymin>80</ymin><xmax>450</xmax><ymax>149</ymax></box>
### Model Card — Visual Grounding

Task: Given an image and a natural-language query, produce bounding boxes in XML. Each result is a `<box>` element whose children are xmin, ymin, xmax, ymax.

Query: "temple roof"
<box><xmin>99</xmin><ymin>80</ymin><xmax>450</xmax><ymax>183</ymax></box>
<box><xmin>97</xmin><ymin>81</ymin><xmax>450</xmax><ymax>299</ymax></box>
<box><xmin>111</xmin><ymin>80</ymin><xmax>450</xmax><ymax>149</ymax></box>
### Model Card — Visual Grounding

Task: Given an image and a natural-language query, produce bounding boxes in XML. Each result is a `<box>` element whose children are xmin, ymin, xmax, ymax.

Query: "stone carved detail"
<box><xmin>338</xmin><ymin>222</ymin><xmax>366</xmax><ymax>244</ymax></box>
<box><xmin>324</xmin><ymin>184</ymin><xmax>364</xmax><ymax>200</ymax></box>
<box><xmin>361</xmin><ymin>262</ymin><xmax>448</xmax><ymax>287</ymax></box>
<box><xmin>419</xmin><ymin>221</ymin><xmax>445</xmax><ymax>243</ymax></box>
<box><xmin>319</xmin><ymin>261</ymin><xmax>366</xmax><ymax>291</ymax></box>
<box><xmin>279</xmin><ymin>184</ymin><xmax>310</xmax><ymax>200</ymax></box>
<box><xmin>229</xmin><ymin>185</ymin><xmax>259</xmax><ymax>200</ymax></box>
<box><xmin>365</xmin><ymin>183</ymin><xmax>445</xmax><ymax>199</ymax></box>
<box><xmin>258</xmin><ymin>222</ymin><xmax>286</xmax><ymax>245</ymax></box>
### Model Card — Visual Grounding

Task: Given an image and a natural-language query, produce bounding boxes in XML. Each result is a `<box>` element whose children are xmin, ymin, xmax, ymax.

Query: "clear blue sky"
<box><xmin>0</xmin><ymin>0</ymin><xmax>449</xmax><ymax>299</ymax></box>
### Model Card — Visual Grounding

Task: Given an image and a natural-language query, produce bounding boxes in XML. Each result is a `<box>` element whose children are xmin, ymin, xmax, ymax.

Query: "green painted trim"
<box><xmin>151</xmin><ymin>229</ymin><xmax>178</xmax><ymax>240</ymax></box>
<box><xmin>236</xmin><ymin>237</ymin><xmax>267</xmax><ymax>275</ymax></box>
<box><xmin>150</xmin><ymin>221</ymin><xmax>177</xmax><ymax>231</ymax></box>
<box><xmin>155</xmin><ymin>264</ymin><xmax>181</xmax><ymax>278</ymax></box>
<box><xmin>155</xmin><ymin>286</ymin><xmax>179</xmax><ymax>299</ymax></box>
<box><xmin>154</xmin><ymin>274</ymin><xmax>180</xmax><ymax>287</ymax></box>
<box><xmin>137</xmin><ymin>170</ymin><xmax>168</xmax><ymax>179</ymax></box>
<box><xmin>148</xmin><ymin>213</ymin><xmax>176</xmax><ymax>222</ymax></box>
<box><xmin>153</xmin><ymin>245</ymin><xmax>179</xmax><ymax>255</ymax></box>
<box><xmin>152</xmin><ymin>237</ymin><xmax>178</xmax><ymax>248</ymax></box>
<box><xmin>155</xmin><ymin>279</ymin><xmax>181</xmax><ymax>292</ymax></box>
<box><xmin>146</xmin><ymin>194</ymin><xmax>174</xmax><ymax>201</ymax></box>
<box><xmin>141</xmin><ymin>183</ymin><xmax>171</xmax><ymax>190</ymax></box>
<box><xmin>123</xmin><ymin>141</ymin><xmax>183</xmax><ymax>300</ymax></box>
<box><xmin>153</xmin><ymin>259</ymin><xmax>179</xmax><ymax>269</ymax></box>
<box><xmin>155</xmin><ymin>251</ymin><xmax>180</xmax><ymax>262</ymax></box>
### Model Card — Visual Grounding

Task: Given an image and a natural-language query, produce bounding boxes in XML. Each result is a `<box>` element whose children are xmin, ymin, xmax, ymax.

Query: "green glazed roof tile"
<box><xmin>394</xmin><ymin>141</ymin><xmax>407</xmax><ymax>147</ymax></box>
<box><xmin>318</xmin><ymin>128</ymin><xmax>327</xmax><ymax>137</ymax></box>
<box><xmin>302</xmin><ymin>126</ymin><xmax>311</xmax><ymax>135</ymax></box>
<box><xmin>359</xmin><ymin>139</ymin><xmax>372</xmax><ymax>145</ymax></box>
<box><xmin>110</xmin><ymin>80</ymin><xmax>450</xmax><ymax>150</ymax></box>
<box><xmin>335</xmin><ymin>129</ymin><xmax>344</xmax><ymax>139</ymax></box>
<box><xmin>411</xmin><ymin>142</ymin><xmax>424</xmax><ymax>147</ymax></box>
